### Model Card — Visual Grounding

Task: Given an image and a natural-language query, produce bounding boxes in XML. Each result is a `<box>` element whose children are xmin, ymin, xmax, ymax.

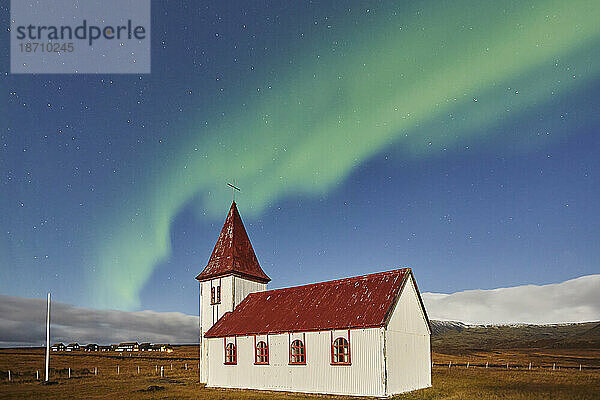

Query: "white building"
<box><xmin>196</xmin><ymin>202</ymin><xmax>431</xmax><ymax>397</ymax></box>
<box><xmin>51</xmin><ymin>343</ymin><xmax>65</xmax><ymax>351</ymax></box>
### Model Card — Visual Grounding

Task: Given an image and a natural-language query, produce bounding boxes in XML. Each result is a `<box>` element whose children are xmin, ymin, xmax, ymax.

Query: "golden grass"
<box><xmin>432</xmin><ymin>348</ymin><xmax>600</xmax><ymax>368</ymax></box>
<box><xmin>401</xmin><ymin>368</ymin><xmax>600</xmax><ymax>400</ymax></box>
<box><xmin>1</xmin><ymin>347</ymin><xmax>599</xmax><ymax>399</ymax></box>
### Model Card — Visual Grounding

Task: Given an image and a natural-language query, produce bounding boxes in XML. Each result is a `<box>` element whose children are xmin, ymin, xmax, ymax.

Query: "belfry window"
<box><xmin>211</xmin><ymin>284</ymin><xmax>221</xmax><ymax>304</ymax></box>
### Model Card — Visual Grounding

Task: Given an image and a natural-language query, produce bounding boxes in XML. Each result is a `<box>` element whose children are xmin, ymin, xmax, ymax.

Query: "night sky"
<box><xmin>1</xmin><ymin>0</ymin><xmax>599</xmax><ymax>316</ymax></box>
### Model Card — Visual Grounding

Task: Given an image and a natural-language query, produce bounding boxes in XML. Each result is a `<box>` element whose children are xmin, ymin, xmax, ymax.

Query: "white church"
<box><xmin>196</xmin><ymin>202</ymin><xmax>431</xmax><ymax>397</ymax></box>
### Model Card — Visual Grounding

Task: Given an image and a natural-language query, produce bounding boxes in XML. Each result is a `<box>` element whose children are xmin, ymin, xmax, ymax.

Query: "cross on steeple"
<box><xmin>227</xmin><ymin>180</ymin><xmax>241</xmax><ymax>202</ymax></box>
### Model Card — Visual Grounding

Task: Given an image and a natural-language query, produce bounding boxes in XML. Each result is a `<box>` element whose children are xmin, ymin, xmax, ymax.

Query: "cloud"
<box><xmin>2</xmin><ymin>274</ymin><xmax>599</xmax><ymax>347</ymax></box>
<box><xmin>422</xmin><ymin>274</ymin><xmax>600</xmax><ymax>325</ymax></box>
<box><xmin>0</xmin><ymin>295</ymin><xmax>199</xmax><ymax>347</ymax></box>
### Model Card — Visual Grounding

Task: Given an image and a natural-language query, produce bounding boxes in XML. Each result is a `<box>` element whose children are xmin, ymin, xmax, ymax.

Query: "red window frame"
<box><xmin>254</xmin><ymin>336</ymin><xmax>269</xmax><ymax>365</ymax></box>
<box><xmin>331</xmin><ymin>330</ymin><xmax>351</xmax><ymax>365</ymax></box>
<box><xmin>289</xmin><ymin>332</ymin><xmax>306</xmax><ymax>365</ymax></box>
<box><xmin>224</xmin><ymin>338</ymin><xmax>237</xmax><ymax>365</ymax></box>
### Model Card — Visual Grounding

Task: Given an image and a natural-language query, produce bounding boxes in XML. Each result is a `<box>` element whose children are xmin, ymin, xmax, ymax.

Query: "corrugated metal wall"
<box><xmin>232</xmin><ymin>276</ymin><xmax>265</xmax><ymax>310</ymax></box>
<box><xmin>385</xmin><ymin>277</ymin><xmax>431</xmax><ymax>395</ymax></box>
<box><xmin>207</xmin><ymin>328</ymin><xmax>385</xmax><ymax>397</ymax></box>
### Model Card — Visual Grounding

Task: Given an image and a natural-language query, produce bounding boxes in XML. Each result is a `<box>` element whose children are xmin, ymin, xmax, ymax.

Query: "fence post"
<box><xmin>155</xmin><ymin>365</ymin><xmax>158</xmax><ymax>374</ymax></box>
<box><xmin>68</xmin><ymin>368</ymin><xmax>71</xmax><ymax>378</ymax></box>
<box><xmin>37</xmin><ymin>370</ymin><xmax>39</xmax><ymax>380</ymax></box>
<box><xmin>506</xmin><ymin>363</ymin><xmax>509</xmax><ymax>369</ymax></box>
<box><xmin>137</xmin><ymin>366</ymin><xmax>140</xmax><ymax>374</ymax></box>
<box><xmin>117</xmin><ymin>365</ymin><xmax>120</xmax><ymax>375</ymax></box>
<box><xmin>466</xmin><ymin>362</ymin><xmax>469</xmax><ymax>369</ymax></box>
<box><xmin>94</xmin><ymin>367</ymin><xmax>97</xmax><ymax>376</ymax></box>
<box><xmin>160</xmin><ymin>366</ymin><xmax>164</xmax><ymax>377</ymax></box>
<box><xmin>185</xmin><ymin>363</ymin><xmax>188</xmax><ymax>370</ymax></box>
<box><xmin>170</xmin><ymin>363</ymin><xmax>173</xmax><ymax>371</ymax></box>
<box><xmin>448</xmin><ymin>361</ymin><xmax>451</xmax><ymax>368</ymax></box>
<box><xmin>553</xmin><ymin>363</ymin><xmax>555</xmax><ymax>371</ymax></box>
<box><xmin>580</xmin><ymin>364</ymin><xmax>582</xmax><ymax>371</ymax></box>
<box><xmin>485</xmin><ymin>362</ymin><xmax>488</xmax><ymax>368</ymax></box>
<box><xmin>8</xmin><ymin>370</ymin><xmax>10</xmax><ymax>381</ymax></box>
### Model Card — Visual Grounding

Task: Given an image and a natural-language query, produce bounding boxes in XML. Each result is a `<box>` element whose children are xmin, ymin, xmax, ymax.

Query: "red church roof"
<box><xmin>205</xmin><ymin>268</ymin><xmax>425</xmax><ymax>338</ymax></box>
<box><xmin>195</xmin><ymin>202</ymin><xmax>271</xmax><ymax>283</ymax></box>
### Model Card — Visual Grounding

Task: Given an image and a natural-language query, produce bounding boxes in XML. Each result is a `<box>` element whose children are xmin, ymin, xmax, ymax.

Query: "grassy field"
<box><xmin>431</xmin><ymin>348</ymin><xmax>600</xmax><ymax>368</ymax></box>
<box><xmin>1</xmin><ymin>346</ymin><xmax>599</xmax><ymax>399</ymax></box>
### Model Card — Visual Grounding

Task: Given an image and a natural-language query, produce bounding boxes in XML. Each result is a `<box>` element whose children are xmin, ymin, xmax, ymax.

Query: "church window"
<box><xmin>332</xmin><ymin>337</ymin><xmax>351</xmax><ymax>365</ymax></box>
<box><xmin>289</xmin><ymin>339</ymin><xmax>306</xmax><ymax>364</ymax></box>
<box><xmin>211</xmin><ymin>284</ymin><xmax>221</xmax><ymax>304</ymax></box>
<box><xmin>255</xmin><ymin>340</ymin><xmax>269</xmax><ymax>364</ymax></box>
<box><xmin>224</xmin><ymin>342</ymin><xmax>236</xmax><ymax>364</ymax></box>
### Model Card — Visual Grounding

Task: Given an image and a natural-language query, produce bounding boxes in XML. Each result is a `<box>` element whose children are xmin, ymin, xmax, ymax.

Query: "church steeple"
<box><xmin>196</xmin><ymin>201</ymin><xmax>270</xmax><ymax>384</ymax></box>
<box><xmin>195</xmin><ymin>202</ymin><xmax>271</xmax><ymax>283</ymax></box>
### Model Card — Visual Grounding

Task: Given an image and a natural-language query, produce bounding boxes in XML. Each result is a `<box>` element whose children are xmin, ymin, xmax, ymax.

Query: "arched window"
<box><xmin>224</xmin><ymin>342</ymin><xmax>236</xmax><ymax>364</ymax></box>
<box><xmin>332</xmin><ymin>337</ymin><xmax>350</xmax><ymax>364</ymax></box>
<box><xmin>290</xmin><ymin>339</ymin><xmax>305</xmax><ymax>364</ymax></box>
<box><xmin>255</xmin><ymin>340</ymin><xmax>269</xmax><ymax>364</ymax></box>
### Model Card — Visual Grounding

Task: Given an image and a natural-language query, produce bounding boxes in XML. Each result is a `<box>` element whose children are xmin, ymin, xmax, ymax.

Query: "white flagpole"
<box><xmin>45</xmin><ymin>293</ymin><xmax>51</xmax><ymax>382</ymax></box>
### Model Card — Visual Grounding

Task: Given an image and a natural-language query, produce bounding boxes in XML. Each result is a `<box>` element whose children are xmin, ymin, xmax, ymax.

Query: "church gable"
<box><xmin>385</xmin><ymin>272</ymin><xmax>431</xmax><ymax>335</ymax></box>
<box><xmin>204</xmin><ymin>268</ymin><xmax>410</xmax><ymax>338</ymax></box>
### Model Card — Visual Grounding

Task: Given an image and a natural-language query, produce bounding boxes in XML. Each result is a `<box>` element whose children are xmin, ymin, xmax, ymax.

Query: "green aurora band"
<box><xmin>89</xmin><ymin>0</ymin><xmax>600</xmax><ymax>309</ymax></box>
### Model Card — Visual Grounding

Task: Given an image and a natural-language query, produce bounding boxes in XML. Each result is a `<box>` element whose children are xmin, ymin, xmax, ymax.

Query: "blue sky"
<box><xmin>1</xmin><ymin>0</ymin><xmax>599</xmax><ymax>317</ymax></box>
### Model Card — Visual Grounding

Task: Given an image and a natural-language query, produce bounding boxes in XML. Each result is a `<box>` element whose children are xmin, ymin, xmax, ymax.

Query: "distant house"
<box><xmin>51</xmin><ymin>343</ymin><xmax>65</xmax><ymax>351</ymax></box>
<box><xmin>115</xmin><ymin>342</ymin><xmax>139</xmax><ymax>352</ymax></box>
<box><xmin>99</xmin><ymin>345</ymin><xmax>112</xmax><ymax>352</ymax></box>
<box><xmin>65</xmin><ymin>343</ymin><xmax>80</xmax><ymax>351</ymax></box>
<box><xmin>152</xmin><ymin>344</ymin><xmax>173</xmax><ymax>353</ymax></box>
<box><xmin>139</xmin><ymin>342</ymin><xmax>153</xmax><ymax>351</ymax></box>
<box><xmin>84</xmin><ymin>343</ymin><xmax>99</xmax><ymax>352</ymax></box>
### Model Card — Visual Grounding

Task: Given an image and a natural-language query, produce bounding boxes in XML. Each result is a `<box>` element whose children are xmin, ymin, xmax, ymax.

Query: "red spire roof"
<box><xmin>195</xmin><ymin>202</ymin><xmax>270</xmax><ymax>283</ymax></box>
